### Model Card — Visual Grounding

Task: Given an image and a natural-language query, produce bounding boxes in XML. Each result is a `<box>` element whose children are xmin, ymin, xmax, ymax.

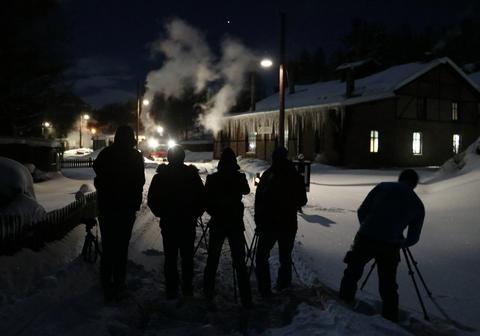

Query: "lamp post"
<box><xmin>250</xmin><ymin>58</ymin><xmax>274</xmax><ymax>112</ymax></box>
<box><xmin>79</xmin><ymin>114</ymin><xmax>90</xmax><ymax>148</ymax></box>
<box><xmin>278</xmin><ymin>11</ymin><xmax>286</xmax><ymax>148</ymax></box>
<box><xmin>136</xmin><ymin>82</ymin><xmax>150</xmax><ymax>147</ymax></box>
<box><xmin>41</xmin><ymin>121</ymin><xmax>51</xmax><ymax>138</ymax></box>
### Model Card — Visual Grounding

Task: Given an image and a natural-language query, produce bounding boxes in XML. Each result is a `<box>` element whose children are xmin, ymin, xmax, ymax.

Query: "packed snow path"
<box><xmin>0</xmin><ymin>163</ymin><xmax>478</xmax><ymax>336</ymax></box>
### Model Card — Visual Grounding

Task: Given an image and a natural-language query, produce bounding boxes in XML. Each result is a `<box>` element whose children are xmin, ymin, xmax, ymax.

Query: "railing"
<box><xmin>61</xmin><ymin>158</ymin><xmax>94</xmax><ymax>168</ymax></box>
<box><xmin>0</xmin><ymin>192</ymin><xmax>97</xmax><ymax>255</ymax></box>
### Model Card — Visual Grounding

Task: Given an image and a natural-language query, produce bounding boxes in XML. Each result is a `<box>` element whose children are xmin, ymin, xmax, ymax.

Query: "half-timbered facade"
<box><xmin>215</xmin><ymin>58</ymin><xmax>480</xmax><ymax>167</ymax></box>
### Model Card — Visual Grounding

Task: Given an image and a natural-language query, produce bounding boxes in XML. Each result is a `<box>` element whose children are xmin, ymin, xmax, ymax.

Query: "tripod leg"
<box><xmin>406</xmin><ymin>248</ymin><xmax>432</xmax><ymax>297</ymax></box>
<box><xmin>402</xmin><ymin>248</ymin><xmax>430</xmax><ymax>321</ymax></box>
<box><xmin>248</xmin><ymin>235</ymin><xmax>259</xmax><ymax>277</ymax></box>
<box><xmin>194</xmin><ymin>227</ymin><xmax>208</xmax><ymax>256</ymax></box>
<box><xmin>360</xmin><ymin>261</ymin><xmax>376</xmax><ymax>291</ymax></box>
<box><xmin>233</xmin><ymin>263</ymin><xmax>238</xmax><ymax>303</ymax></box>
<box><xmin>245</xmin><ymin>233</ymin><xmax>256</xmax><ymax>263</ymax></box>
<box><xmin>199</xmin><ymin>218</ymin><xmax>209</xmax><ymax>247</ymax></box>
<box><xmin>292</xmin><ymin>260</ymin><xmax>300</xmax><ymax>279</ymax></box>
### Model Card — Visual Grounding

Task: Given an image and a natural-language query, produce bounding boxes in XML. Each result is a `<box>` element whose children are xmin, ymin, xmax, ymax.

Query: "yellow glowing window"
<box><xmin>370</xmin><ymin>130</ymin><xmax>379</xmax><ymax>153</ymax></box>
<box><xmin>453</xmin><ymin>134</ymin><xmax>461</xmax><ymax>154</ymax></box>
<box><xmin>452</xmin><ymin>102</ymin><xmax>458</xmax><ymax>121</ymax></box>
<box><xmin>412</xmin><ymin>132</ymin><xmax>422</xmax><ymax>155</ymax></box>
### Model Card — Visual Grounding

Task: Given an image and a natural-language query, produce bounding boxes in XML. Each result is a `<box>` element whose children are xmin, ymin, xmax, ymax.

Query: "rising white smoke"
<box><xmin>143</xmin><ymin>18</ymin><xmax>256</xmax><ymax>135</ymax></box>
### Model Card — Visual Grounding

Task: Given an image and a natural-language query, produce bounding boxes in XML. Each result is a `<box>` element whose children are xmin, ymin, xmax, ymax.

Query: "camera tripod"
<box><xmin>360</xmin><ymin>247</ymin><xmax>433</xmax><ymax>320</ymax></box>
<box><xmin>193</xmin><ymin>217</ymin><xmax>209</xmax><ymax>256</ymax></box>
<box><xmin>81</xmin><ymin>218</ymin><xmax>101</xmax><ymax>263</ymax></box>
<box><xmin>245</xmin><ymin>231</ymin><xmax>300</xmax><ymax>280</ymax></box>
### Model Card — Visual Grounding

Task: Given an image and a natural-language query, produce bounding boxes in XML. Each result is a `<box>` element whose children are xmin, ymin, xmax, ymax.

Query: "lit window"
<box><xmin>452</xmin><ymin>102</ymin><xmax>458</xmax><ymax>121</ymax></box>
<box><xmin>453</xmin><ymin>134</ymin><xmax>461</xmax><ymax>154</ymax></box>
<box><xmin>370</xmin><ymin>130</ymin><xmax>379</xmax><ymax>153</ymax></box>
<box><xmin>412</xmin><ymin>132</ymin><xmax>422</xmax><ymax>155</ymax></box>
<box><xmin>248</xmin><ymin>133</ymin><xmax>256</xmax><ymax>153</ymax></box>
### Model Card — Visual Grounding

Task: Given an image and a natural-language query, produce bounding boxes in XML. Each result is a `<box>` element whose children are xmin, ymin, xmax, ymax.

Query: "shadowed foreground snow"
<box><xmin>1</xmin><ymin>143</ymin><xmax>480</xmax><ymax>335</ymax></box>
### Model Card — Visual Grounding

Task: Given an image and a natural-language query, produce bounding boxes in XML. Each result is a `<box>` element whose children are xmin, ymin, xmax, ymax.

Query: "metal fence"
<box><xmin>0</xmin><ymin>192</ymin><xmax>97</xmax><ymax>255</ymax></box>
<box><xmin>61</xmin><ymin>158</ymin><xmax>94</xmax><ymax>168</ymax></box>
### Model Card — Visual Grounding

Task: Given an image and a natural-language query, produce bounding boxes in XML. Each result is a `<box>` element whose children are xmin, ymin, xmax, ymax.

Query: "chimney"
<box><xmin>345</xmin><ymin>68</ymin><xmax>355</xmax><ymax>98</ymax></box>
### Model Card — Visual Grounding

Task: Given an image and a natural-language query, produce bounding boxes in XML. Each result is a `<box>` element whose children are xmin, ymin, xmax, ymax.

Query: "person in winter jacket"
<box><xmin>147</xmin><ymin>145</ymin><xmax>205</xmax><ymax>299</ymax></box>
<box><xmin>203</xmin><ymin>147</ymin><xmax>252</xmax><ymax>308</ymax></box>
<box><xmin>339</xmin><ymin>169</ymin><xmax>425</xmax><ymax>322</ymax></box>
<box><xmin>93</xmin><ymin>125</ymin><xmax>145</xmax><ymax>300</ymax></box>
<box><xmin>254</xmin><ymin>146</ymin><xmax>307</xmax><ymax>298</ymax></box>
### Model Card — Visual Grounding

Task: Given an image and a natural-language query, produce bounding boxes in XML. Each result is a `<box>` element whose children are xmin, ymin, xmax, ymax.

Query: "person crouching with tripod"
<box><xmin>339</xmin><ymin>169</ymin><xmax>425</xmax><ymax>322</ymax></box>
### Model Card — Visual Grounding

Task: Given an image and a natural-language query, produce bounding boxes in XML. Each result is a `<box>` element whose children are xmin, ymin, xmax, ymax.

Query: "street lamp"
<box><xmin>278</xmin><ymin>12</ymin><xmax>286</xmax><ymax>148</ymax></box>
<box><xmin>79</xmin><ymin>114</ymin><xmax>90</xmax><ymax>148</ymax></box>
<box><xmin>250</xmin><ymin>58</ymin><xmax>274</xmax><ymax>112</ymax></box>
<box><xmin>136</xmin><ymin>82</ymin><xmax>150</xmax><ymax>147</ymax></box>
<box><xmin>42</xmin><ymin>121</ymin><xmax>52</xmax><ymax>138</ymax></box>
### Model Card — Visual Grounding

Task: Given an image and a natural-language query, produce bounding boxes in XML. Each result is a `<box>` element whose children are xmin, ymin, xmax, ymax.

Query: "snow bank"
<box><xmin>0</xmin><ymin>157</ymin><xmax>36</xmax><ymax>204</ymax></box>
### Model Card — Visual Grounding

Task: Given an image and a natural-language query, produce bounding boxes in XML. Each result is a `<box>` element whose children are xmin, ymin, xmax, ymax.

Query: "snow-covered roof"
<box><xmin>468</xmin><ymin>70</ymin><xmax>480</xmax><ymax>87</ymax></box>
<box><xmin>335</xmin><ymin>58</ymin><xmax>376</xmax><ymax>71</ymax></box>
<box><xmin>229</xmin><ymin>57</ymin><xmax>480</xmax><ymax>118</ymax></box>
<box><xmin>0</xmin><ymin>137</ymin><xmax>61</xmax><ymax>148</ymax></box>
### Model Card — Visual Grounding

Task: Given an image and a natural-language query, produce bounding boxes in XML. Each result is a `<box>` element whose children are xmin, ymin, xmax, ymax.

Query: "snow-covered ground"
<box><xmin>1</xmin><ymin>145</ymin><xmax>479</xmax><ymax>335</ymax></box>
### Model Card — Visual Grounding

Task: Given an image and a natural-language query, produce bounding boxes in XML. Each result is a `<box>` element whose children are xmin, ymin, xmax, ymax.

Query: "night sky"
<box><xmin>63</xmin><ymin>0</ymin><xmax>477</xmax><ymax>108</ymax></box>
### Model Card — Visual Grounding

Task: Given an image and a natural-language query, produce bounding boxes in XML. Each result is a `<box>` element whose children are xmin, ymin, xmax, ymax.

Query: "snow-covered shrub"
<box><xmin>0</xmin><ymin>157</ymin><xmax>45</xmax><ymax>222</ymax></box>
<box><xmin>0</xmin><ymin>157</ymin><xmax>36</xmax><ymax>205</ymax></box>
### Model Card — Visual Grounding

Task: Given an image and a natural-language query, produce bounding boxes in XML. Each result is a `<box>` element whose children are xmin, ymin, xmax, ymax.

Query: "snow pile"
<box><xmin>63</xmin><ymin>148</ymin><xmax>94</xmax><ymax>158</ymax></box>
<box><xmin>421</xmin><ymin>137</ymin><xmax>480</xmax><ymax>191</ymax></box>
<box><xmin>0</xmin><ymin>157</ymin><xmax>45</xmax><ymax>222</ymax></box>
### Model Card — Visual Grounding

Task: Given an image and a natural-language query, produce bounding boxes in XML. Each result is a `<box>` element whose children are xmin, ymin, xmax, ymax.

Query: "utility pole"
<box><xmin>79</xmin><ymin>115</ymin><xmax>83</xmax><ymax>148</ymax></box>
<box><xmin>136</xmin><ymin>81</ymin><xmax>141</xmax><ymax>147</ymax></box>
<box><xmin>279</xmin><ymin>11</ymin><xmax>286</xmax><ymax>148</ymax></box>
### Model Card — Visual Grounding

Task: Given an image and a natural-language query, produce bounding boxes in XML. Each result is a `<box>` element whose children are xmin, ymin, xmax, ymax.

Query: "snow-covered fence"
<box><xmin>61</xmin><ymin>158</ymin><xmax>94</xmax><ymax>168</ymax></box>
<box><xmin>0</xmin><ymin>192</ymin><xmax>97</xmax><ymax>255</ymax></box>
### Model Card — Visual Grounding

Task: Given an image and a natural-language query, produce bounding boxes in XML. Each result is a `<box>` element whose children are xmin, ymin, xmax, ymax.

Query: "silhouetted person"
<box><xmin>147</xmin><ymin>145</ymin><xmax>205</xmax><ymax>299</ymax></box>
<box><xmin>93</xmin><ymin>125</ymin><xmax>145</xmax><ymax>300</ymax></box>
<box><xmin>203</xmin><ymin>148</ymin><xmax>252</xmax><ymax>308</ymax></box>
<box><xmin>339</xmin><ymin>169</ymin><xmax>425</xmax><ymax>322</ymax></box>
<box><xmin>254</xmin><ymin>146</ymin><xmax>307</xmax><ymax>298</ymax></box>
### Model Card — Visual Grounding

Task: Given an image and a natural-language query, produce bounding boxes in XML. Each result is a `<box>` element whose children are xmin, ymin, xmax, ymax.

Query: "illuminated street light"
<box><xmin>91</xmin><ymin>128</ymin><xmax>97</xmax><ymax>135</ymax></box>
<box><xmin>260</xmin><ymin>58</ymin><xmax>273</xmax><ymax>68</ymax></box>
<box><xmin>142</xmin><ymin>99</ymin><xmax>150</xmax><ymax>106</ymax></box>
<box><xmin>79</xmin><ymin>114</ymin><xmax>90</xmax><ymax>148</ymax></box>
<box><xmin>167</xmin><ymin>139</ymin><xmax>176</xmax><ymax>148</ymax></box>
<box><xmin>148</xmin><ymin>137</ymin><xmax>159</xmax><ymax>149</ymax></box>
<box><xmin>42</xmin><ymin>121</ymin><xmax>52</xmax><ymax>138</ymax></box>
<box><xmin>156</xmin><ymin>126</ymin><xmax>164</xmax><ymax>136</ymax></box>
<box><xmin>250</xmin><ymin>58</ymin><xmax>274</xmax><ymax>112</ymax></box>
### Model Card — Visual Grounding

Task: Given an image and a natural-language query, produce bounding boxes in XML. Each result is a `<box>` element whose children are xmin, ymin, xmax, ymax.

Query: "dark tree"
<box><xmin>0</xmin><ymin>0</ymin><xmax>76</xmax><ymax>136</ymax></box>
<box><xmin>93</xmin><ymin>101</ymin><xmax>136</xmax><ymax>134</ymax></box>
<box><xmin>150</xmin><ymin>89</ymin><xmax>206</xmax><ymax>140</ymax></box>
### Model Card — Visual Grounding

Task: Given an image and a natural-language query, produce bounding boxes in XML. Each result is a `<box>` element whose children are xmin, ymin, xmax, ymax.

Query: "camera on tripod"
<box><xmin>81</xmin><ymin>217</ymin><xmax>101</xmax><ymax>263</ymax></box>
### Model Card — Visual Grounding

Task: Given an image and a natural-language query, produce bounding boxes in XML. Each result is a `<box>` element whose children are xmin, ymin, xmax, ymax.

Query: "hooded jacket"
<box><xmin>205</xmin><ymin>152</ymin><xmax>250</xmax><ymax>231</ymax></box>
<box><xmin>147</xmin><ymin>163</ymin><xmax>205</xmax><ymax>228</ymax></box>
<box><xmin>254</xmin><ymin>158</ymin><xmax>307</xmax><ymax>231</ymax></box>
<box><xmin>93</xmin><ymin>141</ymin><xmax>145</xmax><ymax>212</ymax></box>
<box><xmin>357</xmin><ymin>181</ymin><xmax>425</xmax><ymax>247</ymax></box>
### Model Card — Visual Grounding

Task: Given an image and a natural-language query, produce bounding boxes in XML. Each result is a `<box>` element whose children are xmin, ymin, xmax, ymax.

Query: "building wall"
<box><xmin>342</xmin><ymin>99</ymin><xmax>398</xmax><ymax>167</ymax></box>
<box><xmin>342</xmin><ymin>64</ymin><xmax>479</xmax><ymax>167</ymax></box>
<box><xmin>216</xmin><ymin>63</ymin><xmax>480</xmax><ymax>167</ymax></box>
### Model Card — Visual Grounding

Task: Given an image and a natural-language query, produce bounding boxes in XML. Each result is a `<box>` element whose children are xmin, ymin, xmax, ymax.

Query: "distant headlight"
<box><xmin>148</xmin><ymin>138</ymin><xmax>159</xmax><ymax>149</ymax></box>
<box><xmin>167</xmin><ymin>139</ymin><xmax>176</xmax><ymax>148</ymax></box>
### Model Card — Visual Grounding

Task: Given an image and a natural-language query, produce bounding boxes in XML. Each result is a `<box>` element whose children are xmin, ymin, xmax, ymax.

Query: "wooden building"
<box><xmin>214</xmin><ymin>57</ymin><xmax>480</xmax><ymax>167</ymax></box>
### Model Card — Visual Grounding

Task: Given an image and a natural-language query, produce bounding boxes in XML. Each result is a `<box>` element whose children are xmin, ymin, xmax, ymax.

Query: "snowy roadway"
<box><xmin>1</xmin><ymin>151</ymin><xmax>480</xmax><ymax>335</ymax></box>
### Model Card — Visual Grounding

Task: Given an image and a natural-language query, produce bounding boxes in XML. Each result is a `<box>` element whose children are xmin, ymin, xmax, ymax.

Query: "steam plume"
<box><xmin>143</xmin><ymin>19</ymin><xmax>256</xmax><ymax>135</ymax></box>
